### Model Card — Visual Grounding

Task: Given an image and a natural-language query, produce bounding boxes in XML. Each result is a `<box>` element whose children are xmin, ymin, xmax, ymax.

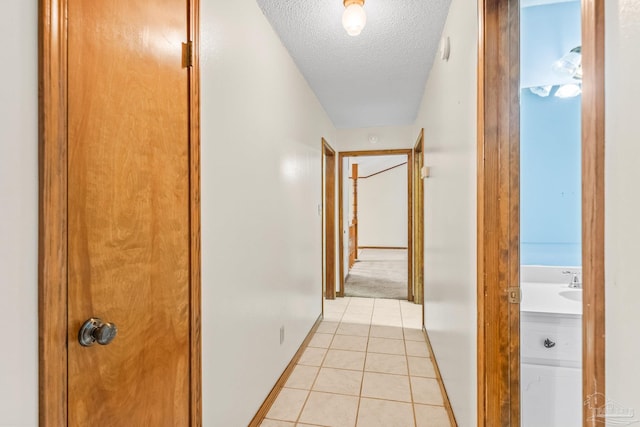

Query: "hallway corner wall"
<box><xmin>0</xmin><ymin>1</ymin><xmax>39</xmax><ymax>425</ymax></box>
<box><xmin>412</xmin><ymin>0</ymin><xmax>477</xmax><ymax>424</ymax></box>
<box><xmin>200</xmin><ymin>0</ymin><xmax>335</xmax><ymax>424</ymax></box>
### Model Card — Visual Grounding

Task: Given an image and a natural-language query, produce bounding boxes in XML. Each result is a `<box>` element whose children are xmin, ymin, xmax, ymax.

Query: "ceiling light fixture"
<box><xmin>552</xmin><ymin>46</ymin><xmax>582</xmax><ymax>80</ymax></box>
<box><xmin>342</xmin><ymin>0</ymin><xmax>367</xmax><ymax>37</ymax></box>
<box><xmin>555</xmin><ymin>83</ymin><xmax>582</xmax><ymax>98</ymax></box>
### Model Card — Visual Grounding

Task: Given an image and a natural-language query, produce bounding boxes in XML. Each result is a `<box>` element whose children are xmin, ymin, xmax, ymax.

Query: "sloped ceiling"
<box><xmin>256</xmin><ymin>0</ymin><xmax>451</xmax><ymax>129</ymax></box>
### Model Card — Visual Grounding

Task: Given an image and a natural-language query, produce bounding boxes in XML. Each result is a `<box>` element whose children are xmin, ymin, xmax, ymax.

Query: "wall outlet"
<box><xmin>280</xmin><ymin>325</ymin><xmax>285</xmax><ymax>345</ymax></box>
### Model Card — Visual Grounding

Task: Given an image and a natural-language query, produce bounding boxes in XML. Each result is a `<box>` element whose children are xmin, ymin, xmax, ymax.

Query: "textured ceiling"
<box><xmin>256</xmin><ymin>0</ymin><xmax>451</xmax><ymax>129</ymax></box>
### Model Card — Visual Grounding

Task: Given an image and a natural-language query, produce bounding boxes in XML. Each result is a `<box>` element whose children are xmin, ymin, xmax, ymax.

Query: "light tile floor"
<box><xmin>261</xmin><ymin>297</ymin><xmax>452</xmax><ymax>427</ymax></box>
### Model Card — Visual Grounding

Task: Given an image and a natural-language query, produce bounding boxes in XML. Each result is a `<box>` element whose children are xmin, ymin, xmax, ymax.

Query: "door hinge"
<box><xmin>183</xmin><ymin>41</ymin><xmax>193</xmax><ymax>68</ymax></box>
<box><xmin>508</xmin><ymin>287</ymin><xmax>521</xmax><ymax>304</ymax></box>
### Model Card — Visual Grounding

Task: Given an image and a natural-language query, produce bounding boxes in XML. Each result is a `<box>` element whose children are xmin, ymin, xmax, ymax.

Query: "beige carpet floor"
<box><xmin>344</xmin><ymin>249</ymin><xmax>408</xmax><ymax>300</ymax></box>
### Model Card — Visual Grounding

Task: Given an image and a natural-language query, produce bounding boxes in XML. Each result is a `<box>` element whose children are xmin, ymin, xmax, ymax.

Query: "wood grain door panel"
<box><xmin>67</xmin><ymin>0</ymin><xmax>190</xmax><ymax>425</ymax></box>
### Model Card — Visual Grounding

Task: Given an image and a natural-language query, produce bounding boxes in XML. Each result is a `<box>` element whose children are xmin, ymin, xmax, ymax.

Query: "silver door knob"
<box><xmin>78</xmin><ymin>318</ymin><xmax>118</xmax><ymax>347</ymax></box>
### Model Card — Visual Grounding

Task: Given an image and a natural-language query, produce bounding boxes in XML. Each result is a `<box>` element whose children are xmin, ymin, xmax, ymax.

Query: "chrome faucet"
<box><xmin>562</xmin><ymin>271</ymin><xmax>582</xmax><ymax>289</ymax></box>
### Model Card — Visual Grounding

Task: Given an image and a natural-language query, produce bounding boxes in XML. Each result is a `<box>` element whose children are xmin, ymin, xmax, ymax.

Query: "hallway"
<box><xmin>260</xmin><ymin>298</ymin><xmax>452</xmax><ymax>426</ymax></box>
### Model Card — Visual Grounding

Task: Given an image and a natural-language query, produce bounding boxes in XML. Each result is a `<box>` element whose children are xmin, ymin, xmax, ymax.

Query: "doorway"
<box><xmin>477</xmin><ymin>0</ymin><xmax>605</xmax><ymax>425</ymax></box>
<box><xmin>39</xmin><ymin>0</ymin><xmax>201</xmax><ymax>425</ymax></box>
<box><xmin>336</xmin><ymin>149</ymin><xmax>414</xmax><ymax>301</ymax></box>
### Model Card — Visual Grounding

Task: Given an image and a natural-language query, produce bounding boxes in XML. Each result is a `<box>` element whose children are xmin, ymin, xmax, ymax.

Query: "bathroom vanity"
<box><xmin>520</xmin><ymin>276</ymin><xmax>582</xmax><ymax>427</ymax></box>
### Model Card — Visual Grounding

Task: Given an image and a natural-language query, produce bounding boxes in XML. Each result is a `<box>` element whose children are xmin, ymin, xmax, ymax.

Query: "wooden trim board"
<box><xmin>581</xmin><ymin>0</ymin><xmax>606</xmax><ymax>422</ymax></box>
<box><xmin>188</xmin><ymin>0</ymin><xmax>202</xmax><ymax>423</ymax></box>
<box><xmin>413</xmin><ymin>129</ymin><xmax>425</xmax><ymax>308</ymax></box>
<box><xmin>249</xmin><ymin>315</ymin><xmax>323</xmax><ymax>426</ymax></box>
<box><xmin>338</xmin><ymin>152</ymin><xmax>345</xmax><ymax>298</ymax></box>
<box><xmin>407</xmin><ymin>150</ymin><xmax>414</xmax><ymax>302</ymax></box>
<box><xmin>38</xmin><ymin>1</ymin><xmax>68</xmax><ymax>423</ymax></box>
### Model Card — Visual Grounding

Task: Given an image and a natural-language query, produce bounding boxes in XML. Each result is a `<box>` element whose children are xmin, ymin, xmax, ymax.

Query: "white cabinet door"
<box><xmin>522</xmin><ymin>363</ymin><xmax>582</xmax><ymax>427</ymax></box>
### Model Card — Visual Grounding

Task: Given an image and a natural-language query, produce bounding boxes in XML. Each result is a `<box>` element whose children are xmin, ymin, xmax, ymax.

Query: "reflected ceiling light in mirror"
<box><xmin>529</xmin><ymin>85</ymin><xmax>552</xmax><ymax>97</ymax></box>
<box><xmin>342</xmin><ymin>0</ymin><xmax>367</xmax><ymax>36</ymax></box>
<box><xmin>552</xmin><ymin>46</ymin><xmax>582</xmax><ymax>80</ymax></box>
<box><xmin>555</xmin><ymin>83</ymin><xmax>582</xmax><ymax>98</ymax></box>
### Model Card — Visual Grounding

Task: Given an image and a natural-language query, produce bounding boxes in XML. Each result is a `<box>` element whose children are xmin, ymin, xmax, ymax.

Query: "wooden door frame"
<box><xmin>413</xmin><ymin>130</ymin><xmax>425</xmax><ymax>308</ymax></box>
<box><xmin>38</xmin><ymin>0</ymin><xmax>202</xmax><ymax>425</ymax></box>
<box><xmin>351</xmin><ymin>163</ymin><xmax>359</xmax><ymax>265</ymax></box>
<box><xmin>337</xmin><ymin>149</ymin><xmax>413</xmax><ymax>301</ymax></box>
<box><xmin>322</xmin><ymin>139</ymin><xmax>337</xmax><ymax>300</ymax></box>
<box><xmin>477</xmin><ymin>0</ymin><xmax>605</xmax><ymax>425</ymax></box>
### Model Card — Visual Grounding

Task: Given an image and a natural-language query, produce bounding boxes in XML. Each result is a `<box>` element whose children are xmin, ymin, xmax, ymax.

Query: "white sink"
<box><xmin>521</xmin><ymin>282</ymin><xmax>582</xmax><ymax>315</ymax></box>
<box><xmin>559</xmin><ymin>290</ymin><xmax>582</xmax><ymax>302</ymax></box>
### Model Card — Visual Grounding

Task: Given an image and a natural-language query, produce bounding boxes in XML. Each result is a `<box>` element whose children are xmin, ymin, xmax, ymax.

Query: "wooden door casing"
<box><xmin>477</xmin><ymin>0</ymin><xmax>521</xmax><ymax>423</ymax></box>
<box><xmin>413</xmin><ymin>129</ymin><xmax>425</xmax><ymax>306</ymax></box>
<box><xmin>39</xmin><ymin>0</ymin><xmax>201</xmax><ymax>425</ymax></box>
<box><xmin>477</xmin><ymin>0</ymin><xmax>605</xmax><ymax>425</ymax></box>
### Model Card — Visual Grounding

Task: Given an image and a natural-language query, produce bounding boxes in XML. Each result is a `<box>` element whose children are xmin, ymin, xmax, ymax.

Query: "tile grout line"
<box><xmin>353</xmin><ymin>297</ymin><xmax>375</xmax><ymax>427</ymax></box>
<box><xmin>312</xmin><ymin>297</ymin><xmax>446</xmax><ymax>427</ymax></box>
<box><xmin>401</xmin><ymin>299</ymin><xmax>419</xmax><ymax>427</ymax></box>
<box><xmin>292</xmin><ymin>302</ymin><xmax>346</xmax><ymax>426</ymax></box>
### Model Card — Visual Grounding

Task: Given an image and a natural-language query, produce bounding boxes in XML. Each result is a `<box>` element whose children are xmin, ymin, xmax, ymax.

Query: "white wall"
<box><xmin>358</xmin><ymin>164</ymin><xmax>408</xmax><ymax>247</ymax></box>
<box><xmin>605</xmin><ymin>0</ymin><xmax>640</xmax><ymax>416</ymax></box>
<box><xmin>200</xmin><ymin>0</ymin><xmax>335</xmax><ymax>425</ymax></box>
<box><xmin>334</xmin><ymin>125</ymin><xmax>417</xmax><ymax>152</ymax></box>
<box><xmin>343</xmin><ymin>156</ymin><xmax>351</xmax><ymax>281</ymax></box>
<box><xmin>413</xmin><ymin>0</ymin><xmax>477</xmax><ymax>425</ymax></box>
<box><xmin>0</xmin><ymin>1</ymin><xmax>39</xmax><ymax>426</ymax></box>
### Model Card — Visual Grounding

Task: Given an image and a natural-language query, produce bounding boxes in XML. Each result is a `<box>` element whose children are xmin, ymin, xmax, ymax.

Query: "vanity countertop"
<box><xmin>521</xmin><ymin>282</ymin><xmax>582</xmax><ymax>316</ymax></box>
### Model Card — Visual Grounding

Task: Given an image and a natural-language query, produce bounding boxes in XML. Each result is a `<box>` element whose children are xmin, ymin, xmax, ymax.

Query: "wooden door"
<box><xmin>323</xmin><ymin>139</ymin><xmax>336</xmax><ymax>300</ymax></box>
<box><xmin>55</xmin><ymin>0</ymin><xmax>196</xmax><ymax>425</ymax></box>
